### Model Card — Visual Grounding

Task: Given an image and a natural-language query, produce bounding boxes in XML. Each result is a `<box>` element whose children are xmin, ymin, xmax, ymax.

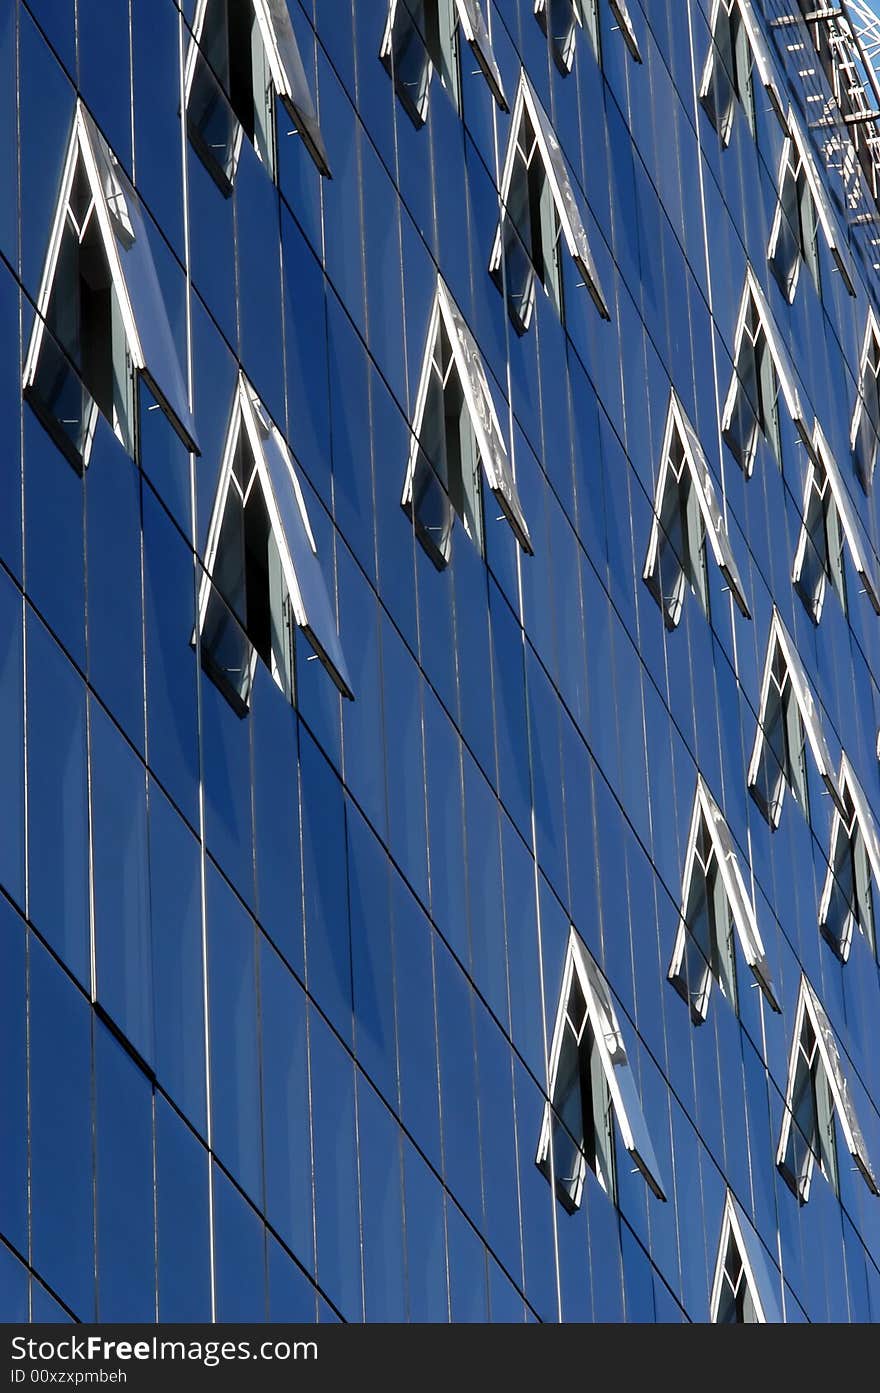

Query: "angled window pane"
<box><xmin>773</xmin><ymin>105</ymin><xmax>856</xmax><ymax>299</ymax></box>
<box><xmin>606</xmin><ymin>0</ymin><xmax>642</xmax><ymax>61</ymax></box>
<box><xmin>668</xmin><ymin>777</ymin><xmax>779</xmax><ymax>1023</ymax></box>
<box><xmin>851</xmin><ymin>307</ymin><xmax>880</xmax><ymax>493</ymax></box>
<box><xmin>253</xmin><ymin>0</ymin><xmax>331</xmax><ymax>175</ymax></box>
<box><xmin>792</xmin><ymin>423</ymin><xmax>878</xmax><ymax>624</ymax></box>
<box><xmin>722</xmin><ymin>268</ymin><xmax>810</xmax><ymax>476</ymax></box>
<box><xmin>198</xmin><ymin>374</ymin><xmax>352</xmax><ymax>712</ymax></box>
<box><xmin>23</xmin><ymin>102</ymin><xmax>198</xmax><ymax>471</ymax></box>
<box><xmin>643</xmin><ymin>389</ymin><xmax>750</xmax><ymax>628</ymax></box>
<box><xmin>710</xmin><ymin>1191</ymin><xmax>781</xmax><ymax>1323</ymax></box>
<box><xmin>537</xmin><ymin>929</ymin><xmax>667</xmax><ymax>1212</ymax></box>
<box><xmin>402</xmin><ymin>279</ymin><xmax>532</xmax><ymax>568</ymax></box>
<box><xmin>490</xmin><ymin>71</ymin><xmax>608</xmax><ymax>334</ymax></box>
<box><xmin>820</xmin><ymin>754</ymin><xmax>880</xmax><ymax>963</ymax></box>
<box><xmin>452</xmin><ymin>0</ymin><xmax>508</xmax><ymax>108</ymax></box>
<box><xmin>777</xmin><ymin>975</ymin><xmax>878</xmax><ymax>1203</ymax></box>
<box><xmin>748</xmin><ymin>608</ymin><xmax>843</xmax><ymax>830</ymax></box>
<box><xmin>186</xmin><ymin>0</ymin><xmax>329</xmax><ymax>192</ymax></box>
<box><xmin>380</xmin><ymin>0</ymin><xmax>506</xmax><ymax>125</ymax></box>
<box><xmin>535</xmin><ymin>0</ymin><xmax>585</xmax><ymax>75</ymax></box>
<box><xmin>701</xmin><ymin>0</ymin><xmax>783</xmax><ymax>145</ymax></box>
<box><xmin>381</xmin><ymin>0</ymin><xmax>460</xmax><ymax>127</ymax></box>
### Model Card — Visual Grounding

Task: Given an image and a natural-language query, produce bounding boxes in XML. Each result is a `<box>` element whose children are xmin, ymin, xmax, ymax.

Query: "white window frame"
<box><xmin>536</xmin><ymin>928</ymin><xmax>667</xmax><ymax>1211</ymax></box>
<box><xmin>699</xmin><ymin>0</ymin><xmax>785</xmax><ymax>147</ymax></box>
<box><xmin>198</xmin><ymin>372</ymin><xmax>353</xmax><ymax>708</ymax></box>
<box><xmin>768</xmin><ymin>105</ymin><xmax>856</xmax><ymax>303</ymax></box>
<box><xmin>851</xmin><ymin>305</ymin><xmax>880</xmax><ymax>493</ymax></box>
<box><xmin>22</xmin><ymin>101</ymin><xmax>200</xmax><ymax>468</ymax></box>
<box><xmin>721</xmin><ymin>266</ymin><xmax>813</xmax><ymax>477</ymax></box>
<box><xmin>819</xmin><ymin>752</ymin><xmax>880</xmax><ymax>963</ymax></box>
<box><xmin>793</xmin><ymin>420</ymin><xmax>880</xmax><ymax>623</ymax></box>
<box><xmin>776</xmin><ymin>974</ymin><xmax>878</xmax><ymax>1203</ymax></box>
<box><xmin>643</xmin><ymin>388</ymin><xmax>751</xmax><ymax>629</ymax></box>
<box><xmin>489</xmin><ymin>69</ymin><xmax>609</xmax><ymax>333</ymax></box>
<box><xmin>401</xmin><ymin>276</ymin><xmax>533</xmax><ymax>565</ymax></box>
<box><xmin>710</xmin><ymin>1190</ymin><xmax>781</xmax><ymax>1323</ymax></box>
<box><xmin>184</xmin><ymin>0</ymin><xmax>330</xmax><ymax>191</ymax></box>
<box><xmin>747</xmin><ymin>606</ymin><xmax>845</xmax><ymax>830</ymax></box>
<box><xmin>668</xmin><ymin>775</ymin><xmax>780</xmax><ymax>1024</ymax></box>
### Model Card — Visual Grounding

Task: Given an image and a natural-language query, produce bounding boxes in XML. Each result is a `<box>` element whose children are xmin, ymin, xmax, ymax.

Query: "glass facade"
<box><xmin>3</xmin><ymin>0</ymin><xmax>880</xmax><ymax>1324</ymax></box>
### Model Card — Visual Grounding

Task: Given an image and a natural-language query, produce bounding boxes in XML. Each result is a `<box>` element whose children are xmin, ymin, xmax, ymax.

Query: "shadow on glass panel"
<box><xmin>185</xmin><ymin>0</ymin><xmax>331</xmax><ymax>194</ymax></box>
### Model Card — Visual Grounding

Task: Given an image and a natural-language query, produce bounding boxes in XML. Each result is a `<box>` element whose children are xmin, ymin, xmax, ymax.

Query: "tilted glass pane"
<box><xmin>80</xmin><ymin>109</ymin><xmax>200</xmax><ymax>455</ymax></box>
<box><xmin>453</xmin><ymin>0</ymin><xmax>508</xmax><ymax>108</ymax></box>
<box><xmin>260</xmin><ymin>427</ymin><xmax>354</xmax><ymax>698</ymax></box>
<box><xmin>254</xmin><ymin>0</ymin><xmax>331</xmax><ymax>174</ymax></box>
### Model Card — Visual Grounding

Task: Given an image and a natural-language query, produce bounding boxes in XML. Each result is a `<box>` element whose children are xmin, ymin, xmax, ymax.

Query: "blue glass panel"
<box><xmin>251</xmin><ymin>668</ymin><xmax>303</xmax><ymax>969</ymax></box>
<box><xmin>259</xmin><ymin>937</ymin><xmax>314</xmax><ymax>1270</ymax></box>
<box><xmin>213</xmin><ymin>1165</ymin><xmax>267</xmax><ymax>1322</ymax></box>
<box><xmin>85</xmin><ymin>430</ymin><xmax>144</xmax><ymax>745</ymax></box>
<box><xmin>90</xmin><ymin>701</ymin><xmax>153</xmax><ymax>1066</ymax></box>
<box><xmin>309</xmin><ymin>1008</ymin><xmax>362</xmax><ymax>1321</ymax></box>
<box><xmin>392</xmin><ymin>872</ymin><xmax>441</xmax><ymax>1168</ymax></box>
<box><xmin>94</xmin><ymin>1025</ymin><xmax>155</xmax><ymax>1321</ymax></box>
<box><xmin>0</xmin><ymin>1243</ymin><xmax>28</xmax><ymax>1323</ymax></box>
<box><xmin>206</xmin><ymin>862</ymin><xmax>263</xmax><ymax>1205</ymax></box>
<box><xmin>402</xmin><ymin>1139</ymin><xmax>448</xmax><ymax>1322</ymax></box>
<box><xmin>0</xmin><ymin>266</ymin><xmax>22</xmax><ymax>579</ymax></box>
<box><xmin>0</xmin><ymin>571</ymin><xmax>24</xmax><ymax>910</ymax></box>
<box><xmin>25</xmin><ymin>613</ymin><xmax>89</xmax><ymax>985</ymax></box>
<box><xmin>300</xmin><ymin>729</ymin><xmax>353</xmax><ymax>1042</ymax></box>
<box><xmin>155</xmin><ymin>1098</ymin><xmax>211</xmax><ymax>1322</ymax></box>
<box><xmin>149</xmin><ymin>782</ymin><xmax>206</xmax><ymax>1130</ymax></box>
<box><xmin>267</xmin><ymin>1237</ymin><xmax>318</xmax><ymax>1322</ymax></box>
<box><xmin>0</xmin><ymin>900</ymin><xmax>27</xmax><ymax>1255</ymax></box>
<box><xmin>348</xmin><ymin>808</ymin><xmax>397</xmax><ymax>1106</ymax></box>
<box><xmin>29</xmin><ymin>938</ymin><xmax>94</xmax><ymax>1319</ymax></box>
<box><xmin>142</xmin><ymin>485</ymin><xmax>200</xmax><ymax>826</ymax></box>
<box><xmin>357</xmin><ymin>1077</ymin><xmax>407</xmax><ymax>1322</ymax></box>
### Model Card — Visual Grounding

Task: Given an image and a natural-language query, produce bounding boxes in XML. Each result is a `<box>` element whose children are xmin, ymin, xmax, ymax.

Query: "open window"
<box><xmin>668</xmin><ymin>776</ymin><xmax>780</xmax><ymax>1025</ymax></box>
<box><xmin>402</xmin><ymin>277</ymin><xmax>532</xmax><ymax>569</ymax></box>
<box><xmin>536</xmin><ymin>928</ymin><xmax>667</xmax><ymax>1212</ymax></box>
<box><xmin>820</xmin><ymin>753</ymin><xmax>880</xmax><ymax>964</ymax></box>
<box><xmin>185</xmin><ymin>0</ymin><xmax>330</xmax><ymax>196</ymax></box>
<box><xmin>721</xmin><ymin>267</ymin><xmax>811</xmax><ymax>477</ymax></box>
<box><xmin>768</xmin><ymin>105</ymin><xmax>856</xmax><ymax>304</ymax></box>
<box><xmin>699</xmin><ymin>0</ymin><xmax>784</xmax><ymax>148</ymax></box>
<box><xmin>793</xmin><ymin>420</ymin><xmax>880</xmax><ymax>624</ymax></box>
<box><xmin>22</xmin><ymin>102</ymin><xmax>199</xmax><ymax>473</ymax></box>
<box><xmin>776</xmin><ymin>974</ymin><xmax>878</xmax><ymax>1205</ymax></box>
<box><xmin>710</xmin><ymin>1191</ymin><xmax>781</xmax><ymax>1323</ymax></box>
<box><xmin>534</xmin><ymin>0</ymin><xmax>640</xmax><ymax>73</ymax></box>
<box><xmin>851</xmin><ymin>307</ymin><xmax>880</xmax><ymax>493</ymax></box>
<box><xmin>380</xmin><ymin>0</ymin><xmax>507</xmax><ymax>127</ymax></box>
<box><xmin>198</xmin><ymin>373</ymin><xmax>353</xmax><ymax>714</ymax></box>
<box><xmin>643</xmin><ymin>388</ymin><xmax>750</xmax><ymax>629</ymax></box>
<box><xmin>489</xmin><ymin>70</ymin><xmax>609</xmax><ymax>336</ymax></box>
<box><xmin>747</xmin><ymin>607</ymin><xmax>844</xmax><ymax>830</ymax></box>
